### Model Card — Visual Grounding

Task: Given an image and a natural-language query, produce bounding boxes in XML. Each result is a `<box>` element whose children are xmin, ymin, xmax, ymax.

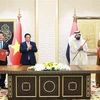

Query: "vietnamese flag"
<box><xmin>9</xmin><ymin>18</ymin><xmax>22</xmax><ymax>65</ymax></box>
<box><xmin>66</xmin><ymin>17</ymin><xmax>78</xmax><ymax>64</ymax></box>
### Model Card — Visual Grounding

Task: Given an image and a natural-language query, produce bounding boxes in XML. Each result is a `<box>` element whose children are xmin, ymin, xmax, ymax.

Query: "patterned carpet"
<box><xmin>0</xmin><ymin>89</ymin><xmax>8</xmax><ymax>100</ymax></box>
<box><xmin>0</xmin><ymin>88</ymin><xmax>100</xmax><ymax>100</ymax></box>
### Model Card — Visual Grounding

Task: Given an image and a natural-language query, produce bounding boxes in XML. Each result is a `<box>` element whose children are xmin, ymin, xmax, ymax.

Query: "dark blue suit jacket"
<box><xmin>0</xmin><ymin>41</ymin><xmax>10</xmax><ymax>65</ymax></box>
<box><xmin>20</xmin><ymin>41</ymin><xmax>37</xmax><ymax>65</ymax></box>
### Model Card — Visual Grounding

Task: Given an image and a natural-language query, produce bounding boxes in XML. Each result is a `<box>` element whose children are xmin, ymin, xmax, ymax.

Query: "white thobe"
<box><xmin>70</xmin><ymin>39</ymin><xmax>88</xmax><ymax>65</ymax></box>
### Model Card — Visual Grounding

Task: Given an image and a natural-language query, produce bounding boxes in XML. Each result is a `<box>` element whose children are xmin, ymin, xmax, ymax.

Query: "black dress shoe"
<box><xmin>2</xmin><ymin>86</ymin><xmax>8</xmax><ymax>89</ymax></box>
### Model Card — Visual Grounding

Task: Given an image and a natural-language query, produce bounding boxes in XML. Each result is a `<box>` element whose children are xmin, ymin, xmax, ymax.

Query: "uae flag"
<box><xmin>66</xmin><ymin>17</ymin><xmax>78</xmax><ymax>64</ymax></box>
<box><xmin>9</xmin><ymin>17</ymin><xmax>22</xmax><ymax>65</ymax></box>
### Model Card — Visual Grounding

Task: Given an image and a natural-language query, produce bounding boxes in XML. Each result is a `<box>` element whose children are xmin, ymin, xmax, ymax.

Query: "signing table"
<box><xmin>0</xmin><ymin>65</ymin><xmax>100</xmax><ymax>100</ymax></box>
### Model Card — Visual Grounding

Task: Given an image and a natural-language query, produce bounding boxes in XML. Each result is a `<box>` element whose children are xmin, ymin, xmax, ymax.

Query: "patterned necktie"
<box><xmin>0</xmin><ymin>42</ymin><xmax>2</xmax><ymax>49</ymax></box>
<box><xmin>27</xmin><ymin>42</ymin><xmax>30</xmax><ymax>60</ymax></box>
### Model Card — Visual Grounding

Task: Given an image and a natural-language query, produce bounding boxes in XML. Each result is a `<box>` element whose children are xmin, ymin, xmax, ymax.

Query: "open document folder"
<box><xmin>0</xmin><ymin>49</ymin><xmax>7</xmax><ymax>61</ymax></box>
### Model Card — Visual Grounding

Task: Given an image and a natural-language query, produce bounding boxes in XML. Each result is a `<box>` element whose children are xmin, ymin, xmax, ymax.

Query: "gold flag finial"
<box><xmin>73</xmin><ymin>8</ymin><xmax>77</xmax><ymax>17</ymax></box>
<box><xmin>74</xmin><ymin>9</ymin><xmax>76</xmax><ymax>15</ymax></box>
<box><xmin>73</xmin><ymin>9</ymin><xmax>77</xmax><ymax>21</ymax></box>
<box><xmin>17</xmin><ymin>8</ymin><xmax>22</xmax><ymax>19</ymax></box>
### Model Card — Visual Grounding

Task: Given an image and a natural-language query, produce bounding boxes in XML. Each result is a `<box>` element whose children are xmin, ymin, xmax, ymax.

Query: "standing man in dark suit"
<box><xmin>0</xmin><ymin>32</ymin><xmax>10</xmax><ymax>89</ymax></box>
<box><xmin>20</xmin><ymin>33</ymin><xmax>38</xmax><ymax>65</ymax></box>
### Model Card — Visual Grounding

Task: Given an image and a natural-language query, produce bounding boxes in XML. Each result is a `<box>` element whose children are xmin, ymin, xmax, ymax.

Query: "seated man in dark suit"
<box><xmin>20</xmin><ymin>33</ymin><xmax>38</xmax><ymax>65</ymax></box>
<box><xmin>0</xmin><ymin>32</ymin><xmax>10</xmax><ymax>89</ymax></box>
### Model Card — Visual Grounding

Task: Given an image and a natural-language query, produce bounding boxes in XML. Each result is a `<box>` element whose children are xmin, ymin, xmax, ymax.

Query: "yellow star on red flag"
<box><xmin>11</xmin><ymin>39</ymin><xmax>20</xmax><ymax>55</ymax></box>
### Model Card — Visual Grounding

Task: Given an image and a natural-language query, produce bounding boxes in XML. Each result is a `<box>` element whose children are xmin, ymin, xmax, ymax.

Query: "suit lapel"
<box><xmin>30</xmin><ymin>41</ymin><xmax>32</xmax><ymax>45</ymax></box>
<box><xmin>25</xmin><ymin>42</ymin><xmax>28</xmax><ymax>48</ymax></box>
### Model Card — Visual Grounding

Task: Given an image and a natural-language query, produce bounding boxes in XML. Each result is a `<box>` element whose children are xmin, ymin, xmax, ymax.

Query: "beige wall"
<box><xmin>0</xmin><ymin>0</ymin><xmax>99</xmax><ymax>64</ymax></box>
<box><xmin>37</xmin><ymin>0</ymin><xmax>57</xmax><ymax>63</ymax></box>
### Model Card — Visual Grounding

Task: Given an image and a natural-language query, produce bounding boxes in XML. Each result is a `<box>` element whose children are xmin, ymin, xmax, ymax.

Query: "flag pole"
<box><xmin>66</xmin><ymin>9</ymin><xmax>78</xmax><ymax>65</ymax></box>
<box><xmin>17</xmin><ymin>8</ymin><xmax>22</xmax><ymax>20</ymax></box>
<box><xmin>9</xmin><ymin>9</ymin><xmax>22</xmax><ymax>49</ymax></box>
<box><xmin>73</xmin><ymin>8</ymin><xmax>77</xmax><ymax>22</ymax></box>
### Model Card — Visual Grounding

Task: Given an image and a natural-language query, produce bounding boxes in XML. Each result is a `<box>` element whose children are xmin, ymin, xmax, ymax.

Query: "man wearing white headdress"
<box><xmin>70</xmin><ymin>31</ymin><xmax>88</xmax><ymax>65</ymax></box>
